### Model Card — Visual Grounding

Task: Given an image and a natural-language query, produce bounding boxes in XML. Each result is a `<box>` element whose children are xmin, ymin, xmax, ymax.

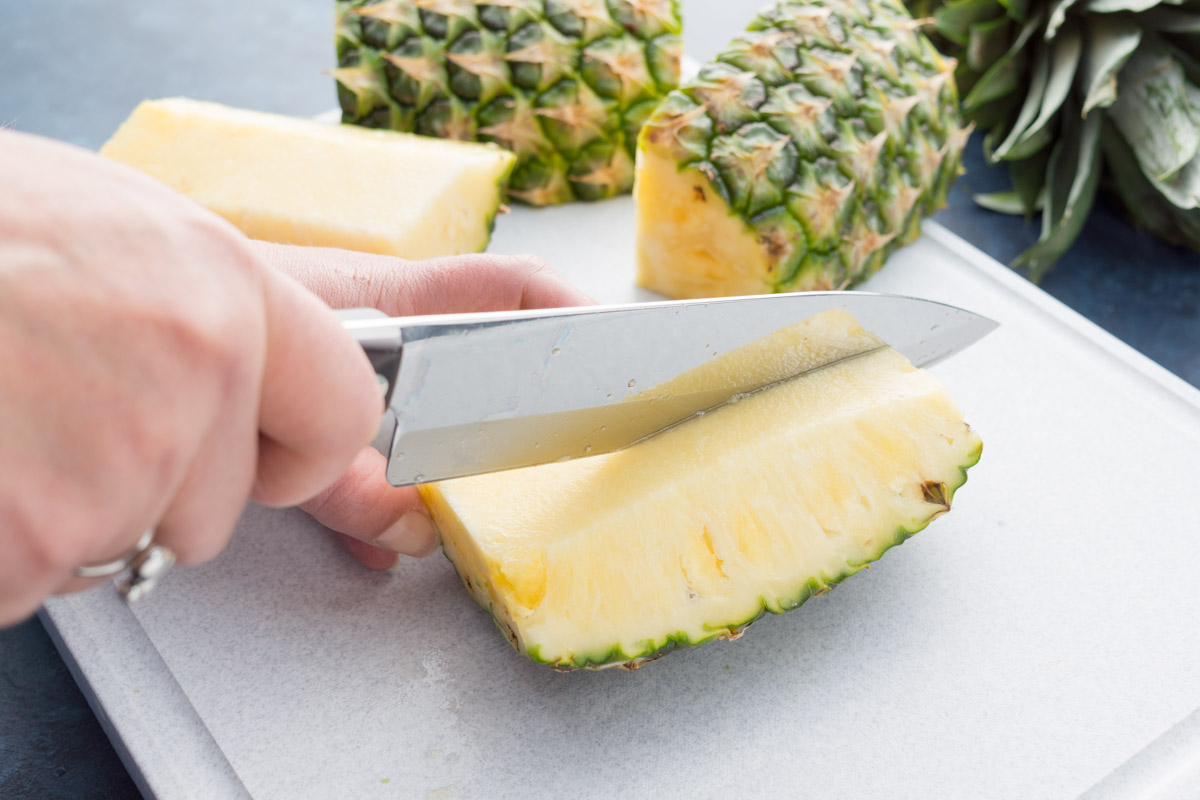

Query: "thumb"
<box><xmin>298</xmin><ymin>447</ymin><xmax>440</xmax><ymax>567</ymax></box>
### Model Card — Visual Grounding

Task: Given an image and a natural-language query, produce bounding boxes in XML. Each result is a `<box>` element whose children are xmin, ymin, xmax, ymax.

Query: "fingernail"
<box><xmin>374</xmin><ymin>511</ymin><xmax>438</xmax><ymax>558</ymax></box>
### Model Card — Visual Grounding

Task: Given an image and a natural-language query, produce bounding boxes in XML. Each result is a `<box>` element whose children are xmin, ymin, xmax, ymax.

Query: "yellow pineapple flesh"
<box><xmin>100</xmin><ymin>97</ymin><xmax>515</xmax><ymax>259</ymax></box>
<box><xmin>419</xmin><ymin>310</ymin><xmax>982</xmax><ymax>670</ymax></box>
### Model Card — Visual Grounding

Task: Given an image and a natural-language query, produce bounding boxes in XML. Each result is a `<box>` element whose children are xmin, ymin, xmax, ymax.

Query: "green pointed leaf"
<box><xmin>906</xmin><ymin>1</ymin><xmax>941</xmax><ymax>17</ymax></box>
<box><xmin>1123</xmin><ymin>84</ymin><xmax>1200</xmax><ymax>208</ymax></box>
<box><xmin>954</xmin><ymin>58</ymin><xmax>983</xmax><ymax>98</ymax></box>
<box><xmin>1089</xmin><ymin>0</ymin><xmax>1172</xmax><ymax>11</ymax></box>
<box><xmin>982</xmin><ymin>123</ymin><xmax>1006</xmax><ymax>160</ymax></box>
<box><xmin>998</xmin><ymin>0</ymin><xmax>1036</xmax><ymax>23</ymax></box>
<box><xmin>989</xmin><ymin>40</ymin><xmax>1052</xmax><ymax>158</ymax></box>
<box><xmin>967</xmin><ymin>16</ymin><xmax>1017</xmax><ymax>72</ymax></box>
<box><xmin>1154</xmin><ymin>154</ymin><xmax>1200</xmax><ymax>208</ymax></box>
<box><xmin>1007</xmin><ymin>123</ymin><xmax>1057</xmax><ymax>160</ymax></box>
<box><xmin>1010</xmin><ymin>145</ymin><xmax>1053</xmax><ymax>211</ymax></box>
<box><xmin>963</xmin><ymin>13</ymin><xmax>1045</xmax><ymax>112</ymax></box>
<box><xmin>970</xmin><ymin>94</ymin><xmax>1021</xmax><ymax>129</ymax></box>
<box><xmin>1013</xmin><ymin>107</ymin><xmax>1103</xmax><ymax>280</ymax></box>
<box><xmin>976</xmin><ymin>189</ymin><xmax>1043</xmax><ymax>214</ymax></box>
<box><xmin>1102</xmin><ymin>119</ymin><xmax>1200</xmax><ymax>249</ymax></box>
<box><xmin>935</xmin><ymin>0</ymin><xmax>1006</xmax><ymax>45</ymax></box>
<box><xmin>1111</xmin><ymin>43</ymin><xmax>1200</xmax><ymax>181</ymax></box>
<box><xmin>1080</xmin><ymin>17</ymin><xmax>1142</xmax><ymax>114</ymax></box>
<box><xmin>999</xmin><ymin>0</ymin><xmax>1034</xmax><ymax>24</ymax></box>
<box><xmin>994</xmin><ymin>23</ymin><xmax>1081</xmax><ymax>160</ymax></box>
<box><xmin>1023</xmin><ymin>24</ymin><xmax>1082</xmax><ymax>136</ymax></box>
<box><xmin>1047</xmin><ymin>0</ymin><xmax>1081</xmax><ymax>39</ymax></box>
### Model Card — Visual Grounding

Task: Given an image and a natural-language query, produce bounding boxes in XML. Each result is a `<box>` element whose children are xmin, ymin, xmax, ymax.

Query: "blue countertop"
<box><xmin>1</xmin><ymin>2</ymin><xmax>1197</xmax><ymax>797</ymax></box>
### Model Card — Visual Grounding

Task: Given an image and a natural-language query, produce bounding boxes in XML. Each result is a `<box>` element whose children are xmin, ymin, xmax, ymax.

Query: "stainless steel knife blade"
<box><xmin>340</xmin><ymin>292</ymin><xmax>997</xmax><ymax>486</ymax></box>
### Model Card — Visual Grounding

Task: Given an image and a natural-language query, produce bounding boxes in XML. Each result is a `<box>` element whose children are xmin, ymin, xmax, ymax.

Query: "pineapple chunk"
<box><xmin>419</xmin><ymin>310</ymin><xmax>982</xmax><ymax>670</ymax></box>
<box><xmin>100</xmin><ymin>98</ymin><xmax>515</xmax><ymax>258</ymax></box>
<box><xmin>633</xmin><ymin>0</ymin><xmax>966</xmax><ymax>298</ymax></box>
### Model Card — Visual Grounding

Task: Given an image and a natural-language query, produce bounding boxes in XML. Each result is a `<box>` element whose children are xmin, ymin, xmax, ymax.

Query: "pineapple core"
<box><xmin>100</xmin><ymin>98</ymin><xmax>515</xmax><ymax>259</ymax></box>
<box><xmin>419</xmin><ymin>309</ymin><xmax>981</xmax><ymax>670</ymax></box>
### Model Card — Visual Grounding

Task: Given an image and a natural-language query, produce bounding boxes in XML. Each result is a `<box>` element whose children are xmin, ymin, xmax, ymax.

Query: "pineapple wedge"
<box><xmin>419</xmin><ymin>309</ymin><xmax>981</xmax><ymax>670</ymax></box>
<box><xmin>100</xmin><ymin>98</ymin><xmax>515</xmax><ymax>259</ymax></box>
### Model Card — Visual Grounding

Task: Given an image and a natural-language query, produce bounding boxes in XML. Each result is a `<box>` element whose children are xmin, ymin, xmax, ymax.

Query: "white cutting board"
<box><xmin>44</xmin><ymin>203</ymin><xmax>1200</xmax><ymax>800</ymax></box>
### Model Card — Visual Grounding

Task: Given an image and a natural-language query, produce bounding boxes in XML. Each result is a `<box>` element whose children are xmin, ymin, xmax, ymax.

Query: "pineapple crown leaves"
<box><xmin>907</xmin><ymin>0</ymin><xmax>1200</xmax><ymax>278</ymax></box>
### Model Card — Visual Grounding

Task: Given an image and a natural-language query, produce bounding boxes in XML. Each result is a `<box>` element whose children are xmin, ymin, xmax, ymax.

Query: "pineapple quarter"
<box><xmin>419</xmin><ymin>309</ymin><xmax>982</xmax><ymax>670</ymax></box>
<box><xmin>634</xmin><ymin>0</ymin><xmax>968</xmax><ymax>299</ymax></box>
<box><xmin>100</xmin><ymin>98</ymin><xmax>515</xmax><ymax>259</ymax></box>
<box><xmin>334</xmin><ymin>0</ymin><xmax>683</xmax><ymax>206</ymax></box>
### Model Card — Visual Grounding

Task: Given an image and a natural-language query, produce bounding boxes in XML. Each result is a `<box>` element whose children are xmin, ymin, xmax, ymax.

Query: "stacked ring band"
<box><xmin>74</xmin><ymin>529</ymin><xmax>175</xmax><ymax>602</ymax></box>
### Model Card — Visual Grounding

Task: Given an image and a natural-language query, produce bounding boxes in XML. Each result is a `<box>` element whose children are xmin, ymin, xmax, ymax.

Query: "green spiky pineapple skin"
<box><xmin>335</xmin><ymin>0</ymin><xmax>682</xmax><ymax>206</ymax></box>
<box><xmin>639</xmin><ymin>0</ymin><xmax>967</xmax><ymax>292</ymax></box>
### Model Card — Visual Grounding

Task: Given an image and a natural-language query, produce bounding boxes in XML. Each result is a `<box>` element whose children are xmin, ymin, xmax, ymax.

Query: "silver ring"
<box><xmin>75</xmin><ymin>529</ymin><xmax>175</xmax><ymax>602</ymax></box>
<box><xmin>118</xmin><ymin>542</ymin><xmax>175</xmax><ymax>602</ymax></box>
<box><xmin>75</xmin><ymin>529</ymin><xmax>155</xmax><ymax>578</ymax></box>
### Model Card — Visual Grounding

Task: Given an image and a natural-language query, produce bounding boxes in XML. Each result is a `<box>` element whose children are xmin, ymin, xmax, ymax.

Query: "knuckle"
<box><xmin>15</xmin><ymin>506</ymin><xmax>113</xmax><ymax>576</ymax></box>
<box><xmin>27</xmin><ymin>527</ymin><xmax>88</xmax><ymax>575</ymax></box>
<box><xmin>514</xmin><ymin>254</ymin><xmax>551</xmax><ymax>274</ymax></box>
<box><xmin>143</xmin><ymin>289</ymin><xmax>260</xmax><ymax>392</ymax></box>
<box><xmin>303</xmin><ymin>476</ymin><xmax>362</xmax><ymax>526</ymax></box>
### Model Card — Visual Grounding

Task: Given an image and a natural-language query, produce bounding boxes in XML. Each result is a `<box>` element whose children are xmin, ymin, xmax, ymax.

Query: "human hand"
<box><xmin>255</xmin><ymin>242</ymin><xmax>593</xmax><ymax>570</ymax></box>
<box><xmin>0</xmin><ymin>131</ymin><xmax>383</xmax><ymax>625</ymax></box>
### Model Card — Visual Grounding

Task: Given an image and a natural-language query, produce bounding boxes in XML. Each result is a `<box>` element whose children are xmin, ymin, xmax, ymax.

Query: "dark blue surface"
<box><xmin>948</xmin><ymin>140</ymin><xmax>1200</xmax><ymax>389</ymax></box>
<box><xmin>0</xmin><ymin>2</ymin><xmax>1197</xmax><ymax>798</ymax></box>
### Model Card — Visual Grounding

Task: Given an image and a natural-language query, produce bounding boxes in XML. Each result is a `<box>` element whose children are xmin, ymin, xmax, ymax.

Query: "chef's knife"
<box><xmin>339</xmin><ymin>292</ymin><xmax>997</xmax><ymax>487</ymax></box>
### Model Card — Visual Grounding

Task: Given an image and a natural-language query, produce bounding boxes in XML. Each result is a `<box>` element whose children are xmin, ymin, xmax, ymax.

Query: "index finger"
<box><xmin>251</xmin><ymin>266</ymin><xmax>384</xmax><ymax>508</ymax></box>
<box><xmin>254</xmin><ymin>244</ymin><xmax>594</xmax><ymax>567</ymax></box>
<box><xmin>252</xmin><ymin>243</ymin><xmax>594</xmax><ymax>316</ymax></box>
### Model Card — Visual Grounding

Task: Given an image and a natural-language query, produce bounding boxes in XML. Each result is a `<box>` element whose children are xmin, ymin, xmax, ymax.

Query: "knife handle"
<box><xmin>335</xmin><ymin>308</ymin><xmax>403</xmax><ymax>408</ymax></box>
